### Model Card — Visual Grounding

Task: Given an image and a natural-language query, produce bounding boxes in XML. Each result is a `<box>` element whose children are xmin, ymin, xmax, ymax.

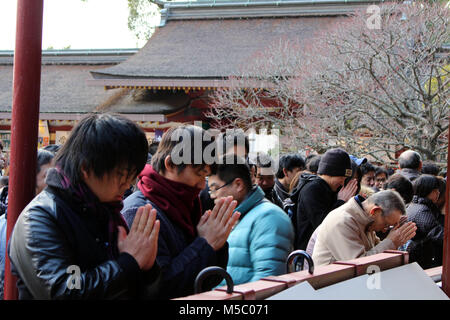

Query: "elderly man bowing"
<box><xmin>312</xmin><ymin>190</ymin><xmax>417</xmax><ymax>266</ymax></box>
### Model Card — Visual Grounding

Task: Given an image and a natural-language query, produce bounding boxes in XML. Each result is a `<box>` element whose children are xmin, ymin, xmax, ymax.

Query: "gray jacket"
<box><xmin>398</xmin><ymin>168</ymin><xmax>421</xmax><ymax>181</ymax></box>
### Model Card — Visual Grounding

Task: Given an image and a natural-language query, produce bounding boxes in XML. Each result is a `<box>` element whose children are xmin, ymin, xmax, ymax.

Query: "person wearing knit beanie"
<box><xmin>292</xmin><ymin>148</ymin><xmax>357</xmax><ymax>250</ymax></box>
<box><xmin>318</xmin><ymin>148</ymin><xmax>352</xmax><ymax>178</ymax></box>
<box><xmin>317</xmin><ymin>148</ymin><xmax>353</xmax><ymax>193</ymax></box>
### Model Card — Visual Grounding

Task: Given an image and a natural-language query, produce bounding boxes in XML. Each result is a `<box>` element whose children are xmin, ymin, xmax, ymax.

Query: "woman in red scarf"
<box><xmin>122</xmin><ymin>125</ymin><xmax>240</xmax><ymax>299</ymax></box>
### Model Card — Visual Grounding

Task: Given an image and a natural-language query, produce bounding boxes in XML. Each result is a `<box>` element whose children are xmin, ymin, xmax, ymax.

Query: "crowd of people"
<box><xmin>0</xmin><ymin>113</ymin><xmax>447</xmax><ymax>299</ymax></box>
<box><xmin>0</xmin><ymin>141</ymin><xmax>61</xmax><ymax>299</ymax></box>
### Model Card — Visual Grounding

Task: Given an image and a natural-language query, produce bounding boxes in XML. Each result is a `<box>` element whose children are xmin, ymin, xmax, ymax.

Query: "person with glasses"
<box><xmin>8</xmin><ymin>113</ymin><xmax>161</xmax><ymax>299</ymax></box>
<box><xmin>200</xmin><ymin>130</ymin><xmax>251</xmax><ymax>213</ymax></box>
<box><xmin>312</xmin><ymin>190</ymin><xmax>417</xmax><ymax>267</ymax></box>
<box><xmin>209</xmin><ymin>154</ymin><xmax>294</xmax><ymax>286</ymax></box>
<box><xmin>406</xmin><ymin>174</ymin><xmax>445</xmax><ymax>269</ymax></box>
<box><xmin>121</xmin><ymin>125</ymin><xmax>240</xmax><ymax>299</ymax></box>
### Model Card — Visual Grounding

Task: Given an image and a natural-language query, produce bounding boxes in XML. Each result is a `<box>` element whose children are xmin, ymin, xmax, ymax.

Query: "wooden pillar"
<box><xmin>443</xmin><ymin>115</ymin><xmax>450</xmax><ymax>297</ymax></box>
<box><xmin>4</xmin><ymin>0</ymin><xmax>44</xmax><ymax>300</ymax></box>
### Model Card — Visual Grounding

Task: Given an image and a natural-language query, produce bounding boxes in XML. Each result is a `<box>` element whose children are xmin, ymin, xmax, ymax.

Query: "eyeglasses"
<box><xmin>208</xmin><ymin>179</ymin><xmax>235</xmax><ymax>196</ymax></box>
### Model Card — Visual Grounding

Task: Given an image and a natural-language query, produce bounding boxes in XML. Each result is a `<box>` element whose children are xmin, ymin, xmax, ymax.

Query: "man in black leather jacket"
<box><xmin>8</xmin><ymin>113</ymin><xmax>161</xmax><ymax>299</ymax></box>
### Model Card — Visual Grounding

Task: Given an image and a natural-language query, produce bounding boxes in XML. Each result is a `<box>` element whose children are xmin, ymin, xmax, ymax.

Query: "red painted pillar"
<box><xmin>4</xmin><ymin>0</ymin><xmax>44</xmax><ymax>300</ymax></box>
<box><xmin>443</xmin><ymin>116</ymin><xmax>450</xmax><ymax>297</ymax></box>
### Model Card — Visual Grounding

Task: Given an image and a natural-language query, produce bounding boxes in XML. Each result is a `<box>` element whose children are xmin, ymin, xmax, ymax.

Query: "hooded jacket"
<box><xmin>312</xmin><ymin>196</ymin><xmax>396</xmax><ymax>266</ymax></box>
<box><xmin>271</xmin><ymin>179</ymin><xmax>290</xmax><ymax>210</ymax></box>
<box><xmin>293</xmin><ymin>173</ymin><xmax>345</xmax><ymax>250</ymax></box>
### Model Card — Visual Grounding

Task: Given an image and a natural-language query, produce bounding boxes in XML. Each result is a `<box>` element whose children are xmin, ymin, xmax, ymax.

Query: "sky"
<box><xmin>0</xmin><ymin>0</ymin><xmax>153</xmax><ymax>50</ymax></box>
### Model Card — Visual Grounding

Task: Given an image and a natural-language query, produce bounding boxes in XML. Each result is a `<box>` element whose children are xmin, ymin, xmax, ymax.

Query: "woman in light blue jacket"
<box><xmin>209</xmin><ymin>155</ymin><xmax>294</xmax><ymax>285</ymax></box>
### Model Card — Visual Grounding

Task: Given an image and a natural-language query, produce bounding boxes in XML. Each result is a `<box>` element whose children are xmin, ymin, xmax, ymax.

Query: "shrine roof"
<box><xmin>89</xmin><ymin>0</ymin><xmax>384</xmax><ymax>85</ymax></box>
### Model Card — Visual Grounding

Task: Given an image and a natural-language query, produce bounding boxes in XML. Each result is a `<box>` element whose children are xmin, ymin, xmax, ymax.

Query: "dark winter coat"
<box><xmin>293</xmin><ymin>173</ymin><xmax>345</xmax><ymax>250</ymax></box>
<box><xmin>398</xmin><ymin>168</ymin><xmax>421</xmax><ymax>181</ymax></box>
<box><xmin>406</xmin><ymin>196</ymin><xmax>444</xmax><ymax>269</ymax></box>
<box><xmin>272</xmin><ymin>179</ymin><xmax>290</xmax><ymax>210</ymax></box>
<box><xmin>8</xmin><ymin>187</ymin><xmax>161</xmax><ymax>300</ymax></box>
<box><xmin>121</xmin><ymin>190</ymin><xmax>228</xmax><ymax>299</ymax></box>
<box><xmin>199</xmin><ymin>184</ymin><xmax>215</xmax><ymax>213</ymax></box>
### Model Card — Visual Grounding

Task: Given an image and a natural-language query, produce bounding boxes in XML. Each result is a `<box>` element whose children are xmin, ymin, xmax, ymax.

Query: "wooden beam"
<box><xmin>442</xmin><ymin>115</ymin><xmax>450</xmax><ymax>296</ymax></box>
<box><xmin>174</xmin><ymin>251</ymin><xmax>408</xmax><ymax>300</ymax></box>
<box><xmin>0</xmin><ymin>112</ymin><xmax>167</xmax><ymax>123</ymax></box>
<box><xmin>4</xmin><ymin>0</ymin><xmax>44</xmax><ymax>300</ymax></box>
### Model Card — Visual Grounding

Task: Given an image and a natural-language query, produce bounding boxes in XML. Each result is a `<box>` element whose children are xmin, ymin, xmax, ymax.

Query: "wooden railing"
<box><xmin>173</xmin><ymin>250</ymin><xmax>441</xmax><ymax>300</ymax></box>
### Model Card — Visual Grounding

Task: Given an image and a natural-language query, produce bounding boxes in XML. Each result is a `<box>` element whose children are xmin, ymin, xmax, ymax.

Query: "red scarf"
<box><xmin>137</xmin><ymin>164</ymin><xmax>203</xmax><ymax>241</ymax></box>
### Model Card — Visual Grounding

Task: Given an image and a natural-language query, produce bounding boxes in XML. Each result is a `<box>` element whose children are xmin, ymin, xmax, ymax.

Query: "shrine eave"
<box><xmin>158</xmin><ymin>0</ymin><xmax>387</xmax><ymax>25</ymax></box>
<box><xmin>86</xmin><ymin>78</ymin><xmax>274</xmax><ymax>91</ymax></box>
<box><xmin>0</xmin><ymin>112</ymin><xmax>166</xmax><ymax>123</ymax></box>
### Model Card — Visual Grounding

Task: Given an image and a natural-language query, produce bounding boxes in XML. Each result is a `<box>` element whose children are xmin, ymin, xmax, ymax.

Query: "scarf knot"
<box><xmin>137</xmin><ymin>164</ymin><xmax>203</xmax><ymax>242</ymax></box>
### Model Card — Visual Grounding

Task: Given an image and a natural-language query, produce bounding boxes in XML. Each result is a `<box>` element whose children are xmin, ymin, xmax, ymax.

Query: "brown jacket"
<box><xmin>312</xmin><ymin>197</ymin><xmax>395</xmax><ymax>266</ymax></box>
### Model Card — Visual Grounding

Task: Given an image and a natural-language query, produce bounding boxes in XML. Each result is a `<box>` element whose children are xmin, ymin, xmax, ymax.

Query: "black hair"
<box><xmin>42</xmin><ymin>144</ymin><xmax>61</xmax><ymax>154</ymax></box>
<box><xmin>151</xmin><ymin>124</ymin><xmax>217</xmax><ymax>174</ymax></box>
<box><xmin>437</xmin><ymin>177</ymin><xmax>446</xmax><ymax>194</ymax></box>
<box><xmin>148</xmin><ymin>141</ymin><xmax>160</xmax><ymax>156</ymax></box>
<box><xmin>213</xmin><ymin>154</ymin><xmax>252</xmax><ymax>192</ymax></box>
<box><xmin>421</xmin><ymin>161</ymin><xmax>440</xmax><ymax>176</ymax></box>
<box><xmin>0</xmin><ymin>176</ymin><xmax>8</xmax><ymax>187</ymax></box>
<box><xmin>375</xmin><ymin>167</ymin><xmax>389</xmax><ymax>178</ymax></box>
<box><xmin>246</xmin><ymin>155</ymin><xmax>257</xmax><ymax>174</ymax></box>
<box><xmin>412</xmin><ymin>174</ymin><xmax>440</xmax><ymax>198</ymax></box>
<box><xmin>37</xmin><ymin>149</ymin><xmax>55</xmax><ymax>174</ymax></box>
<box><xmin>360</xmin><ymin>162</ymin><xmax>376</xmax><ymax>177</ymax></box>
<box><xmin>0</xmin><ymin>140</ymin><xmax>3</xmax><ymax>151</ymax></box>
<box><xmin>256</xmin><ymin>152</ymin><xmax>273</xmax><ymax>169</ymax></box>
<box><xmin>306</xmin><ymin>155</ymin><xmax>321</xmax><ymax>174</ymax></box>
<box><xmin>398</xmin><ymin>150</ymin><xmax>421</xmax><ymax>170</ymax></box>
<box><xmin>384</xmin><ymin>173</ymin><xmax>414</xmax><ymax>204</ymax></box>
<box><xmin>436</xmin><ymin>177</ymin><xmax>446</xmax><ymax>210</ymax></box>
<box><xmin>276</xmin><ymin>154</ymin><xmax>305</xmax><ymax>179</ymax></box>
<box><xmin>55</xmin><ymin>113</ymin><xmax>148</xmax><ymax>185</ymax></box>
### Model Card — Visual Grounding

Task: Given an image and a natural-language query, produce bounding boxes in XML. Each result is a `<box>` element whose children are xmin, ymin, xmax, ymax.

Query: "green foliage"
<box><xmin>127</xmin><ymin>0</ymin><xmax>160</xmax><ymax>41</ymax></box>
<box><xmin>81</xmin><ymin>0</ymin><xmax>160</xmax><ymax>42</ymax></box>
